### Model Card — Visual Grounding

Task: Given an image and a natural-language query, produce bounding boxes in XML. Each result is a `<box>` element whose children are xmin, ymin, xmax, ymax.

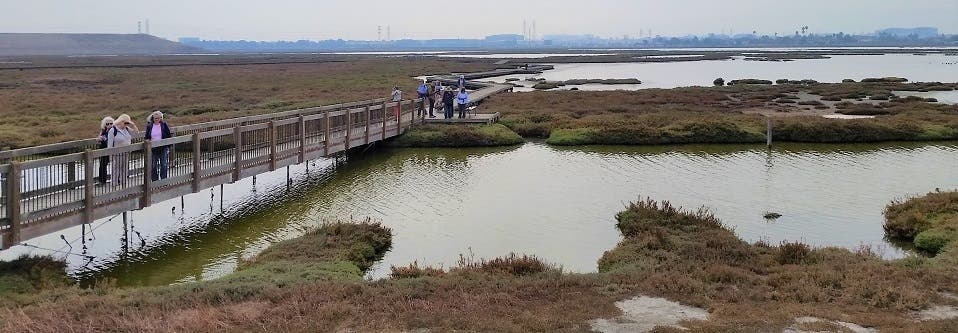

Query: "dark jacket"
<box><xmin>442</xmin><ymin>90</ymin><xmax>455</xmax><ymax>104</ymax></box>
<box><xmin>98</xmin><ymin>128</ymin><xmax>109</xmax><ymax>149</ymax></box>
<box><xmin>144</xmin><ymin>121</ymin><xmax>173</xmax><ymax>141</ymax></box>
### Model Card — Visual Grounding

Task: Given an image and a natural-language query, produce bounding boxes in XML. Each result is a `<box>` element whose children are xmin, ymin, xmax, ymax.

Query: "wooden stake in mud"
<box><xmin>766</xmin><ymin>117</ymin><xmax>773</xmax><ymax>147</ymax></box>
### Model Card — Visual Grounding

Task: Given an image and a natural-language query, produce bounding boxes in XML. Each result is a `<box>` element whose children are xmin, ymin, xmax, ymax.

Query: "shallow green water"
<box><xmin>4</xmin><ymin>141</ymin><xmax>956</xmax><ymax>286</ymax></box>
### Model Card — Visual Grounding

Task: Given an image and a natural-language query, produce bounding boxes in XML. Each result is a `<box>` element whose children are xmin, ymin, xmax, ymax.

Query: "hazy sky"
<box><xmin>2</xmin><ymin>0</ymin><xmax>956</xmax><ymax>41</ymax></box>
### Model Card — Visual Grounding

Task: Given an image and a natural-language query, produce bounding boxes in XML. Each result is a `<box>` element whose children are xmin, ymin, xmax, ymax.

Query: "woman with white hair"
<box><xmin>95</xmin><ymin>116</ymin><xmax>114</xmax><ymax>184</ymax></box>
<box><xmin>144</xmin><ymin>110</ymin><xmax>172</xmax><ymax>181</ymax></box>
<box><xmin>108</xmin><ymin>114</ymin><xmax>139</xmax><ymax>186</ymax></box>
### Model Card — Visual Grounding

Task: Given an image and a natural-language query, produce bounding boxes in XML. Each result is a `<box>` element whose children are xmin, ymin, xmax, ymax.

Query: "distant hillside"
<box><xmin>0</xmin><ymin>33</ymin><xmax>203</xmax><ymax>56</ymax></box>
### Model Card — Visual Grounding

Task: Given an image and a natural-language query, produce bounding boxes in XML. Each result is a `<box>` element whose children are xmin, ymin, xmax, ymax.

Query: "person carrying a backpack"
<box><xmin>145</xmin><ymin>110</ymin><xmax>173</xmax><ymax>181</ymax></box>
<box><xmin>108</xmin><ymin>114</ymin><xmax>139</xmax><ymax>187</ymax></box>
<box><xmin>456</xmin><ymin>88</ymin><xmax>470</xmax><ymax>119</ymax></box>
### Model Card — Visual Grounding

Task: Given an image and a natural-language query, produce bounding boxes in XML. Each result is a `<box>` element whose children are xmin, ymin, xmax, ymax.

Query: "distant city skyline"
<box><xmin>2</xmin><ymin>0</ymin><xmax>957</xmax><ymax>41</ymax></box>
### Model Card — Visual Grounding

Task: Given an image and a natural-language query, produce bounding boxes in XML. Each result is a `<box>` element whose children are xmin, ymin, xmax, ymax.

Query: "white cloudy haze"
<box><xmin>1</xmin><ymin>0</ymin><xmax>956</xmax><ymax>41</ymax></box>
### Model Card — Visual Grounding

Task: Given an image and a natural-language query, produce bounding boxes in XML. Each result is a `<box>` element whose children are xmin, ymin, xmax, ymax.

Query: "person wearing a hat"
<box><xmin>107</xmin><ymin>114</ymin><xmax>139</xmax><ymax>186</ymax></box>
<box><xmin>145</xmin><ymin>110</ymin><xmax>173</xmax><ymax>181</ymax></box>
<box><xmin>95</xmin><ymin>116</ymin><xmax>114</xmax><ymax>184</ymax></box>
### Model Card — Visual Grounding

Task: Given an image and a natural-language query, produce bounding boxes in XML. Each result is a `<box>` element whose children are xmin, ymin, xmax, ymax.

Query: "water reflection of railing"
<box><xmin>0</xmin><ymin>99</ymin><xmax>421</xmax><ymax>249</ymax></box>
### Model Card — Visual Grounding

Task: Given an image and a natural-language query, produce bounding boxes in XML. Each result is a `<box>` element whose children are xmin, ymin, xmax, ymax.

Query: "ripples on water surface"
<box><xmin>2</xmin><ymin>142</ymin><xmax>956</xmax><ymax>286</ymax></box>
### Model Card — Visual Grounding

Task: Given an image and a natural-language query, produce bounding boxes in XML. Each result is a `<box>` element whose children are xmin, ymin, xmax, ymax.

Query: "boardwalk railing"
<box><xmin>0</xmin><ymin>78</ymin><xmax>515</xmax><ymax>249</ymax></box>
<box><xmin>0</xmin><ymin>98</ymin><xmax>422</xmax><ymax>249</ymax></box>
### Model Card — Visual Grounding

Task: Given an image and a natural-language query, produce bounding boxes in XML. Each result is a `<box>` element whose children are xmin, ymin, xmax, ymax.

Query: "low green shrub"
<box><xmin>390</xmin><ymin>124</ymin><xmax>523</xmax><ymax>147</ymax></box>
<box><xmin>914</xmin><ymin>229</ymin><xmax>956</xmax><ymax>254</ymax></box>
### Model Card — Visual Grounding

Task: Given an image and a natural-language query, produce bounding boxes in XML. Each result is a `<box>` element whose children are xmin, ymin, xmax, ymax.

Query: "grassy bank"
<box><xmin>388</xmin><ymin>124</ymin><xmax>523</xmax><ymax>147</ymax></box>
<box><xmin>4</xmin><ymin>197</ymin><xmax>958</xmax><ymax>331</ymax></box>
<box><xmin>481</xmin><ymin>83</ymin><xmax>958</xmax><ymax>145</ymax></box>
<box><xmin>885</xmin><ymin>190</ymin><xmax>958</xmax><ymax>263</ymax></box>
<box><xmin>0</xmin><ymin>58</ymin><xmax>493</xmax><ymax>148</ymax></box>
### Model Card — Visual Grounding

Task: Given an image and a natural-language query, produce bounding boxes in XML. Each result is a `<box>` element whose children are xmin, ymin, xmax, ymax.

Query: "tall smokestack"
<box><xmin>532</xmin><ymin>20</ymin><xmax>536</xmax><ymax>41</ymax></box>
<box><xmin>138</xmin><ymin>21</ymin><xmax>142</xmax><ymax>34</ymax></box>
<box><xmin>145</xmin><ymin>19</ymin><xmax>150</xmax><ymax>35</ymax></box>
<box><xmin>523</xmin><ymin>20</ymin><xmax>527</xmax><ymax>41</ymax></box>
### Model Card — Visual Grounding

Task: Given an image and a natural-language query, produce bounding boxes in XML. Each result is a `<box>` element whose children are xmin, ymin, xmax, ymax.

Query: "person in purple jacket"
<box><xmin>144</xmin><ymin>110</ymin><xmax>173</xmax><ymax>181</ymax></box>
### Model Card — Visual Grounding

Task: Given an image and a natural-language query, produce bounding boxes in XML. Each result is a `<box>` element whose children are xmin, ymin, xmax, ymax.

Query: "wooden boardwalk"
<box><xmin>0</xmin><ymin>78</ymin><xmax>512</xmax><ymax>249</ymax></box>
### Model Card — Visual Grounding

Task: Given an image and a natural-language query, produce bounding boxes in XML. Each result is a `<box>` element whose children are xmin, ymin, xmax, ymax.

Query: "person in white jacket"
<box><xmin>107</xmin><ymin>114</ymin><xmax>139</xmax><ymax>187</ymax></box>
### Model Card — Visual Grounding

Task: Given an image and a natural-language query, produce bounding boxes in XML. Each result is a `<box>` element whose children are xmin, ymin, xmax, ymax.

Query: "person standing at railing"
<box><xmin>144</xmin><ymin>111</ymin><xmax>172</xmax><ymax>181</ymax></box>
<box><xmin>391</xmin><ymin>86</ymin><xmax>402</xmax><ymax>120</ymax></box>
<box><xmin>107</xmin><ymin>114</ymin><xmax>139</xmax><ymax>187</ymax></box>
<box><xmin>416</xmin><ymin>80</ymin><xmax>428</xmax><ymax>118</ymax></box>
<box><xmin>95</xmin><ymin>116</ymin><xmax>114</xmax><ymax>185</ymax></box>
<box><xmin>426</xmin><ymin>81</ymin><xmax>437</xmax><ymax>118</ymax></box>
<box><xmin>441</xmin><ymin>87</ymin><xmax>455</xmax><ymax>119</ymax></box>
<box><xmin>456</xmin><ymin>88</ymin><xmax>470</xmax><ymax>119</ymax></box>
<box><xmin>434</xmin><ymin>81</ymin><xmax>444</xmax><ymax>114</ymax></box>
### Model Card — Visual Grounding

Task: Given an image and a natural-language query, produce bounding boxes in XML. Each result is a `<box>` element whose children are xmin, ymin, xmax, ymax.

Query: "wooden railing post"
<box><xmin>141</xmin><ymin>141</ymin><xmax>152</xmax><ymax>208</ymax></box>
<box><xmin>268</xmin><ymin>121</ymin><xmax>277</xmax><ymax>171</ymax></box>
<box><xmin>83</xmin><ymin>150</ymin><xmax>94</xmax><ymax>223</ymax></box>
<box><xmin>191</xmin><ymin>133</ymin><xmax>201</xmax><ymax>192</ymax></box>
<box><xmin>0</xmin><ymin>147</ymin><xmax>8</xmax><ymax>204</ymax></box>
<box><xmin>323</xmin><ymin>111</ymin><xmax>330</xmax><ymax>156</ymax></box>
<box><xmin>382</xmin><ymin>102</ymin><xmax>388</xmax><ymax>140</ymax></box>
<box><xmin>232</xmin><ymin>126</ymin><xmax>242</xmax><ymax>182</ymax></box>
<box><xmin>67</xmin><ymin>161</ymin><xmax>77</xmax><ymax>189</ymax></box>
<box><xmin>298</xmin><ymin>115</ymin><xmax>306</xmax><ymax>163</ymax></box>
<box><xmin>345</xmin><ymin>112</ymin><xmax>351</xmax><ymax>150</ymax></box>
<box><xmin>5</xmin><ymin>161</ymin><xmax>21</xmax><ymax>247</ymax></box>
<box><xmin>364</xmin><ymin>106</ymin><xmax>371</xmax><ymax>144</ymax></box>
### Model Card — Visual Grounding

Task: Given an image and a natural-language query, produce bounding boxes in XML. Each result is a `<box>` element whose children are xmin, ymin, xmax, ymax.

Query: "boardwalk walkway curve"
<box><xmin>0</xmin><ymin>66</ymin><xmax>542</xmax><ymax>249</ymax></box>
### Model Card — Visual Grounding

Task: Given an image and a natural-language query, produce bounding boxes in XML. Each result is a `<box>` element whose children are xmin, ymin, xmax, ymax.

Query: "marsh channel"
<box><xmin>2</xmin><ymin>141</ymin><xmax>956</xmax><ymax>287</ymax></box>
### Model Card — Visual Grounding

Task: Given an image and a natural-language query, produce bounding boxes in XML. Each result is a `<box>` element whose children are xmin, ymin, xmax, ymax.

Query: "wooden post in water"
<box><xmin>232</xmin><ymin>126</ymin><xmax>242</xmax><ymax>182</ymax></box>
<box><xmin>5</xmin><ymin>162</ymin><xmax>22</xmax><ymax>247</ymax></box>
<box><xmin>191</xmin><ymin>133</ymin><xmax>201</xmax><ymax>192</ymax></box>
<box><xmin>83</xmin><ymin>150</ymin><xmax>94</xmax><ymax>223</ymax></box>
<box><xmin>323</xmin><ymin>111</ymin><xmax>330</xmax><ymax>156</ymax></box>
<box><xmin>766</xmin><ymin>117</ymin><xmax>773</xmax><ymax>148</ymax></box>
<box><xmin>141</xmin><ymin>140</ymin><xmax>153</xmax><ymax>208</ymax></box>
<box><xmin>298</xmin><ymin>115</ymin><xmax>306</xmax><ymax>163</ymax></box>
<box><xmin>268</xmin><ymin>121</ymin><xmax>277</xmax><ymax>171</ymax></box>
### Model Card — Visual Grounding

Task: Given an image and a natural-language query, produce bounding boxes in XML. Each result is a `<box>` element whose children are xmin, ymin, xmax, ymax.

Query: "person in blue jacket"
<box><xmin>456</xmin><ymin>88</ymin><xmax>470</xmax><ymax>119</ymax></box>
<box><xmin>416</xmin><ymin>80</ymin><xmax>428</xmax><ymax>118</ymax></box>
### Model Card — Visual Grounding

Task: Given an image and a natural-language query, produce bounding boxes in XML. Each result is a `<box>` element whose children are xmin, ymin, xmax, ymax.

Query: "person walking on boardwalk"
<box><xmin>426</xmin><ymin>81</ymin><xmax>437</xmax><ymax>118</ymax></box>
<box><xmin>456</xmin><ymin>88</ymin><xmax>470</xmax><ymax>119</ymax></box>
<box><xmin>442</xmin><ymin>87</ymin><xmax>456</xmax><ymax>119</ymax></box>
<box><xmin>458</xmin><ymin>74</ymin><xmax>466</xmax><ymax>89</ymax></box>
<box><xmin>416</xmin><ymin>80</ymin><xmax>428</xmax><ymax>118</ymax></box>
<box><xmin>391</xmin><ymin>86</ymin><xmax>402</xmax><ymax>120</ymax></box>
<box><xmin>95</xmin><ymin>116</ymin><xmax>114</xmax><ymax>185</ymax></box>
<box><xmin>107</xmin><ymin>114</ymin><xmax>138</xmax><ymax>187</ymax></box>
<box><xmin>144</xmin><ymin>110</ymin><xmax>173</xmax><ymax>181</ymax></box>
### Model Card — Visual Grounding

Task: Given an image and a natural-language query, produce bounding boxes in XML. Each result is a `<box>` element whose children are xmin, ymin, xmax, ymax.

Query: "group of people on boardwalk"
<box><xmin>393</xmin><ymin>75</ymin><xmax>470</xmax><ymax>120</ymax></box>
<box><xmin>96</xmin><ymin>110</ymin><xmax>172</xmax><ymax>186</ymax></box>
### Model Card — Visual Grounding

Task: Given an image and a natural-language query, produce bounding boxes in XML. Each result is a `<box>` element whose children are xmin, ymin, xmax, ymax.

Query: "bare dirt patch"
<box><xmin>589</xmin><ymin>296</ymin><xmax>709</xmax><ymax>332</ymax></box>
